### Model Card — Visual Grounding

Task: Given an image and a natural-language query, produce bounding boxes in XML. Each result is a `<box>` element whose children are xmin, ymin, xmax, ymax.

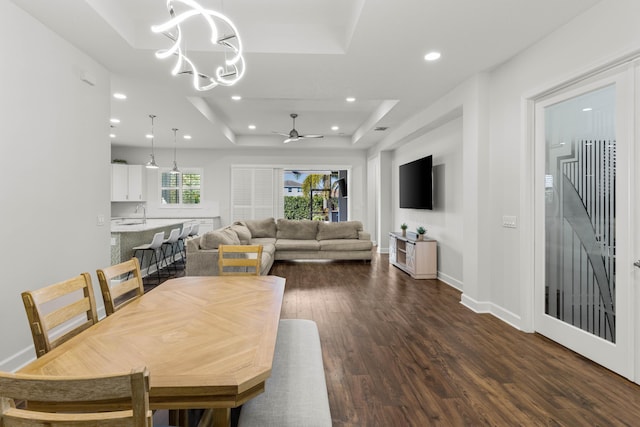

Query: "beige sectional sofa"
<box><xmin>186</xmin><ymin>217</ymin><xmax>373</xmax><ymax>276</ymax></box>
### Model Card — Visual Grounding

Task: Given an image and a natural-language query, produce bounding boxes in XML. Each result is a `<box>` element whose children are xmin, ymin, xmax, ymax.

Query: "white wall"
<box><xmin>111</xmin><ymin>146</ymin><xmax>371</xmax><ymax>231</ymax></box>
<box><xmin>392</xmin><ymin>117</ymin><xmax>463</xmax><ymax>288</ymax></box>
<box><xmin>371</xmin><ymin>75</ymin><xmax>491</xmax><ymax>316</ymax></box>
<box><xmin>0</xmin><ymin>2</ymin><xmax>111</xmax><ymax>371</ymax></box>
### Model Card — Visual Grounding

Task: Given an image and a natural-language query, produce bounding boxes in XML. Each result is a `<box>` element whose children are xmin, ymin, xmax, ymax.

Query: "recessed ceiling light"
<box><xmin>231</xmin><ymin>95</ymin><xmax>242</xmax><ymax>101</ymax></box>
<box><xmin>248</xmin><ymin>124</ymin><xmax>256</xmax><ymax>130</ymax></box>
<box><xmin>146</xmin><ymin>134</ymin><xmax>153</xmax><ymax>139</ymax></box>
<box><xmin>424</xmin><ymin>51</ymin><xmax>441</xmax><ymax>61</ymax></box>
<box><xmin>183</xmin><ymin>135</ymin><xmax>192</xmax><ymax>140</ymax></box>
<box><xmin>582</xmin><ymin>107</ymin><xmax>593</xmax><ymax>112</ymax></box>
<box><xmin>109</xmin><ymin>133</ymin><xmax>116</xmax><ymax>138</ymax></box>
<box><xmin>346</xmin><ymin>97</ymin><xmax>356</xmax><ymax>103</ymax></box>
<box><xmin>113</xmin><ymin>93</ymin><xmax>127</xmax><ymax>100</ymax></box>
<box><xmin>110</xmin><ymin>118</ymin><xmax>120</xmax><ymax>124</ymax></box>
<box><xmin>331</xmin><ymin>126</ymin><xmax>339</xmax><ymax>131</ymax></box>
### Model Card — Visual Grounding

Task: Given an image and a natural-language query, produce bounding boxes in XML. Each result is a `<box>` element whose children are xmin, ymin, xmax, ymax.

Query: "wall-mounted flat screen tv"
<box><xmin>399</xmin><ymin>155</ymin><xmax>433</xmax><ymax>209</ymax></box>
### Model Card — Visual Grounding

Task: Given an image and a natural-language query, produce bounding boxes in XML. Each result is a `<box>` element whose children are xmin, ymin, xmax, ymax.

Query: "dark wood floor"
<box><xmin>270</xmin><ymin>253</ymin><xmax>640</xmax><ymax>426</ymax></box>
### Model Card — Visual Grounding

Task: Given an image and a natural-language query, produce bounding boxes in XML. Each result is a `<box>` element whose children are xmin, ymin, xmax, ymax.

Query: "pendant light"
<box><xmin>146</xmin><ymin>114</ymin><xmax>159</xmax><ymax>169</ymax></box>
<box><xmin>170</xmin><ymin>127</ymin><xmax>180</xmax><ymax>174</ymax></box>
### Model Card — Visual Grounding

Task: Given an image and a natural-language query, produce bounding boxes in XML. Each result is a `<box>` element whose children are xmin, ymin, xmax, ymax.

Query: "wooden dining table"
<box><xmin>18</xmin><ymin>275</ymin><xmax>286</xmax><ymax>427</ymax></box>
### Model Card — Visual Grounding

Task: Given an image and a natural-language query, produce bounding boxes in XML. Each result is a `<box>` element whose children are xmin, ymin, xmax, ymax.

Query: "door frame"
<box><xmin>521</xmin><ymin>57</ymin><xmax>638</xmax><ymax>382</ymax></box>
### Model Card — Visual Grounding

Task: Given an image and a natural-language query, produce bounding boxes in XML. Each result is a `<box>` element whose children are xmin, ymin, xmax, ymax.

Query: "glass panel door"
<box><xmin>544</xmin><ymin>85</ymin><xmax>616</xmax><ymax>342</ymax></box>
<box><xmin>535</xmin><ymin>70</ymin><xmax>633</xmax><ymax>379</ymax></box>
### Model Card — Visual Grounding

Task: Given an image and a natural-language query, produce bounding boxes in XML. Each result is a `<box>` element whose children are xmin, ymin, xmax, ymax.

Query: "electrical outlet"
<box><xmin>502</xmin><ymin>215</ymin><xmax>517</xmax><ymax>229</ymax></box>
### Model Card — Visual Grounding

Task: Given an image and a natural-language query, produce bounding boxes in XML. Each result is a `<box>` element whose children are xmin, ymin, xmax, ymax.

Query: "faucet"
<box><xmin>135</xmin><ymin>203</ymin><xmax>147</xmax><ymax>224</ymax></box>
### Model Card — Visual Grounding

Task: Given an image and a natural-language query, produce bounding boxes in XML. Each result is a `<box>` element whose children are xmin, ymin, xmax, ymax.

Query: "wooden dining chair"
<box><xmin>218</xmin><ymin>245</ymin><xmax>263</xmax><ymax>276</ymax></box>
<box><xmin>97</xmin><ymin>257</ymin><xmax>145</xmax><ymax>316</ymax></box>
<box><xmin>21</xmin><ymin>273</ymin><xmax>98</xmax><ymax>358</ymax></box>
<box><xmin>0</xmin><ymin>367</ymin><xmax>152</xmax><ymax>427</ymax></box>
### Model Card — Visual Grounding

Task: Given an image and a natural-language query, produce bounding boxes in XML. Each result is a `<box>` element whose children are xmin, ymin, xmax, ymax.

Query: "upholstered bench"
<box><xmin>237</xmin><ymin>319</ymin><xmax>332</xmax><ymax>427</ymax></box>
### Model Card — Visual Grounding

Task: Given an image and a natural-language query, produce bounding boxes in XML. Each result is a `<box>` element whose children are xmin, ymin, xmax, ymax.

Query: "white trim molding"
<box><xmin>460</xmin><ymin>294</ymin><xmax>523</xmax><ymax>331</ymax></box>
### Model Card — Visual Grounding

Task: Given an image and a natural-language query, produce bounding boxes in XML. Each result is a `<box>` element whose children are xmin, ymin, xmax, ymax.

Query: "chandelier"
<box><xmin>151</xmin><ymin>0</ymin><xmax>246</xmax><ymax>91</ymax></box>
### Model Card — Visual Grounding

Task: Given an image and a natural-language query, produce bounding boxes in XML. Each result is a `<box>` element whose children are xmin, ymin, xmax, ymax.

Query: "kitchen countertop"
<box><xmin>111</xmin><ymin>218</ymin><xmax>189</xmax><ymax>233</ymax></box>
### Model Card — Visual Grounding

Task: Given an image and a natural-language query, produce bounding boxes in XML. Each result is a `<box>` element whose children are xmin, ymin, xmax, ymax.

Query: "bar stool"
<box><xmin>132</xmin><ymin>231</ymin><xmax>165</xmax><ymax>284</ymax></box>
<box><xmin>176</xmin><ymin>224</ymin><xmax>192</xmax><ymax>265</ymax></box>
<box><xmin>161</xmin><ymin>228</ymin><xmax>181</xmax><ymax>273</ymax></box>
<box><xmin>189</xmin><ymin>223</ymin><xmax>200</xmax><ymax>237</ymax></box>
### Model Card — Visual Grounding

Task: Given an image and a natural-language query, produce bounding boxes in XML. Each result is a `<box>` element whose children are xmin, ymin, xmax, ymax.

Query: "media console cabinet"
<box><xmin>389</xmin><ymin>232</ymin><xmax>437</xmax><ymax>279</ymax></box>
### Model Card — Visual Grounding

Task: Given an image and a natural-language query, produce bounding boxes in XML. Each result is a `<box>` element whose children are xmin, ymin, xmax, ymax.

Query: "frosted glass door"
<box><xmin>544</xmin><ymin>85</ymin><xmax>616</xmax><ymax>342</ymax></box>
<box><xmin>535</xmin><ymin>70</ymin><xmax>633</xmax><ymax>379</ymax></box>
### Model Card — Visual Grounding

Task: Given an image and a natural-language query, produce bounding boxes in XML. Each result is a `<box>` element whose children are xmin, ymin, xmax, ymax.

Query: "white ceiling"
<box><xmin>11</xmin><ymin>0</ymin><xmax>600</xmax><ymax>150</ymax></box>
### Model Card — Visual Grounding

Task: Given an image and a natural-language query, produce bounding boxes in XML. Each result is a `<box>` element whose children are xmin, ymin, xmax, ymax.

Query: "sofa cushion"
<box><xmin>241</xmin><ymin>218</ymin><xmax>277</xmax><ymax>238</ymax></box>
<box><xmin>316</xmin><ymin>221</ymin><xmax>363</xmax><ymax>240</ymax></box>
<box><xmin>276</xmin><ymin>219</ymin><xmax>319</xmax><ymax>240</ymax></box>
<box><xmin>200</xmin><ymin>228</ymin><xmax>240</xmax><ymax>250</ymax></box>
<box><xmin>231</xmin><ymin>223</ymin><xmax>252</xmax><ymax>244</ymax></box>
<box><xmin>260</xmin><ymin>251</ymin><xmax>274</xmax><ymax>275</ymax></box>
<box><xmin>260</xmin><ymin>243</ymin><xmax>277</xmax><ymax>256</ymax></box>
<box><xmin>250</xmin><ymin>237</ymin><xmax>277</xmax><ymax>246</ymax></box>
<box><xmin>275</xmin><ymin>239</ymin><xmax>321</xmax><ymax>251</ymax></box>
<box><xmin>319</xmin><ymin>239</ymin><xmax>373</xmax><ymax>251</ymax></box>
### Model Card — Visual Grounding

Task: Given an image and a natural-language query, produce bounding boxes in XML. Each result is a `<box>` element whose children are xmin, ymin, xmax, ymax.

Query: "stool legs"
<box><xmin>134</xmin><ymin>248</ymin><xmax>163</xmax><ymax>284</ymax></box>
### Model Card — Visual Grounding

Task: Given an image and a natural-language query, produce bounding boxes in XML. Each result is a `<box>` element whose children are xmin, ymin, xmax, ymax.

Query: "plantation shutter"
<box><xmin>231</xmin><ymin>167</ymin><xmax>282</xmax><ymax>220</ymax></box>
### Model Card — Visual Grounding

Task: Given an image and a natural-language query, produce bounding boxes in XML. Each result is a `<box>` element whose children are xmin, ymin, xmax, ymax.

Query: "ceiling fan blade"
<box><xmin>300</xmin><ymin>134</ymin><xmax>324</xmax><ymax>139</ymax></box>
<box><xmin>273</xmin><ymin>131</ymin><xmax>290</xmax><ymax>137</ymax></box>
<box><xmin>283</xmin><ymin>137</ymin><xmax>299</xmax><ymax>144</ymax></box>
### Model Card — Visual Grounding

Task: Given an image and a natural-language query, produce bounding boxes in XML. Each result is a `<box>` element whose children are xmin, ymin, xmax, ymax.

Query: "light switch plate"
<box><xmin>502</xmin><ymin>215</ymin><xmax>517</xmax><ymax>229</ymax></box>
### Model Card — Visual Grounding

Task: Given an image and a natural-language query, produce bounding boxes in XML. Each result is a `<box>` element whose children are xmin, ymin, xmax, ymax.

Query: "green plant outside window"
<box><xmin>161</xmin><ymin>170</ymin><xmax>201</xmax><ymax>205</ymax></box>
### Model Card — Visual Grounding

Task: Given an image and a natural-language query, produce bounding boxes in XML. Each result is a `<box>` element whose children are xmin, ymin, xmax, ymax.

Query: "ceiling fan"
<box><xmin>274</xmin><ymin>113</ymin><xmax>324</xmax><ymax>144</ymax></box>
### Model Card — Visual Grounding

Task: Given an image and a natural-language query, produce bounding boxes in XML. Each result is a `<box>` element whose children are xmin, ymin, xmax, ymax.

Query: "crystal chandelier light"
<box><xmin>151</xmin><ymin>0</ymin><xmax>245</xmax><ymax>91</ymax></box>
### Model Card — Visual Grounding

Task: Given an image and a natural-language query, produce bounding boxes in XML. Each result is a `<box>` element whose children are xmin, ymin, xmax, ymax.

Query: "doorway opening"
<box><xmin>284</xmin><ymin>170</ymin><xmax>348</xmax><ymax>221</ymax></box>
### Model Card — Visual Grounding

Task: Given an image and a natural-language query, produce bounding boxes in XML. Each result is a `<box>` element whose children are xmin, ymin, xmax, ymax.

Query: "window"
<box><xmin>160</xmin><ymin>169</ymin><xmax>202</xmax><ymax>206</ymax></box>
<box><xmin>231</xmin><ymin>167</ymin><xmax>282</xmax><ymax>220</ymax></box>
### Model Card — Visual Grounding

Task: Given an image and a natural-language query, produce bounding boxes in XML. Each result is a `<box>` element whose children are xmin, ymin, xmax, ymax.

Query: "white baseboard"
<box><xmin>436</xmin><ymin>272</ymin><xmax>463</xmax><ymax>291</ymax></box>
<box><xmin>0</xmin><ymin>346</ymin><xmax>36</xmax><ymax>372</ymax></box>
<box><xmin>460</xmin><ymin>294</ymin><xmax>523</xmax><ymax>331</ymax></box>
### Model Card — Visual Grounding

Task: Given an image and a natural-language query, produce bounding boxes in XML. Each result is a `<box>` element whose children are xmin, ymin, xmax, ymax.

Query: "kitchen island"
<box><xmin>111</xmin><ymin>218</ymin><xmax>189</xmax><ymax>275</ymax></box>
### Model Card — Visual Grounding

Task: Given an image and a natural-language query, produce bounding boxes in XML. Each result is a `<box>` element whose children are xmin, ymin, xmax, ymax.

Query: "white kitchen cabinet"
<box><xmin>111</xmin><ymin>164</ymin><xmax>147</xmax><ymax>202</ymax></box>
<box><xmin>389</xmin><ymin>232</ymin><xmax>437</xmax><ymax>279</ymax></box>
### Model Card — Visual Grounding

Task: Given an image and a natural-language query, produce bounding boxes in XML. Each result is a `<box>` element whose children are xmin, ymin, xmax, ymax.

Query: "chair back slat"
<box><xmin>44</xmin><ymin>297</ymin><xmax>94</xmax><ymax>331</ymax></box>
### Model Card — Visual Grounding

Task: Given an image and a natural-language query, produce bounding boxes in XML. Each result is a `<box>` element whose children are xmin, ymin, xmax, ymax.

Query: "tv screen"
<box><xmin>399</xmin><ymin>155</ymin><xmax>433</xmax><ymax>209</ymax></box>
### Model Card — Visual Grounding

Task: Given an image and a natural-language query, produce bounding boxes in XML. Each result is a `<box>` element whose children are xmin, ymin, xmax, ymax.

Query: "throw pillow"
<box><xmin>199</xmin><ymin>228</ymin><xmax>241</xmax><ymax>250</ymax></box>
<box><xmin>241</xmin><ymin>218</ymin><xmax>277</xmax><ymax>238</ymax></box>
<box><xmin>276</xmin><ymin>219</ymin><xmax>318</xmax><ymax>240</ymax></box>
<box><xmin>316</xmin><ymin>221</ymin><xmax>363</xmax><ymax>240</ymax></box>
<box><xmin>231</xmin><ymin>223</ymin><xmax>252</xmax><ymax>244</ymax></box>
